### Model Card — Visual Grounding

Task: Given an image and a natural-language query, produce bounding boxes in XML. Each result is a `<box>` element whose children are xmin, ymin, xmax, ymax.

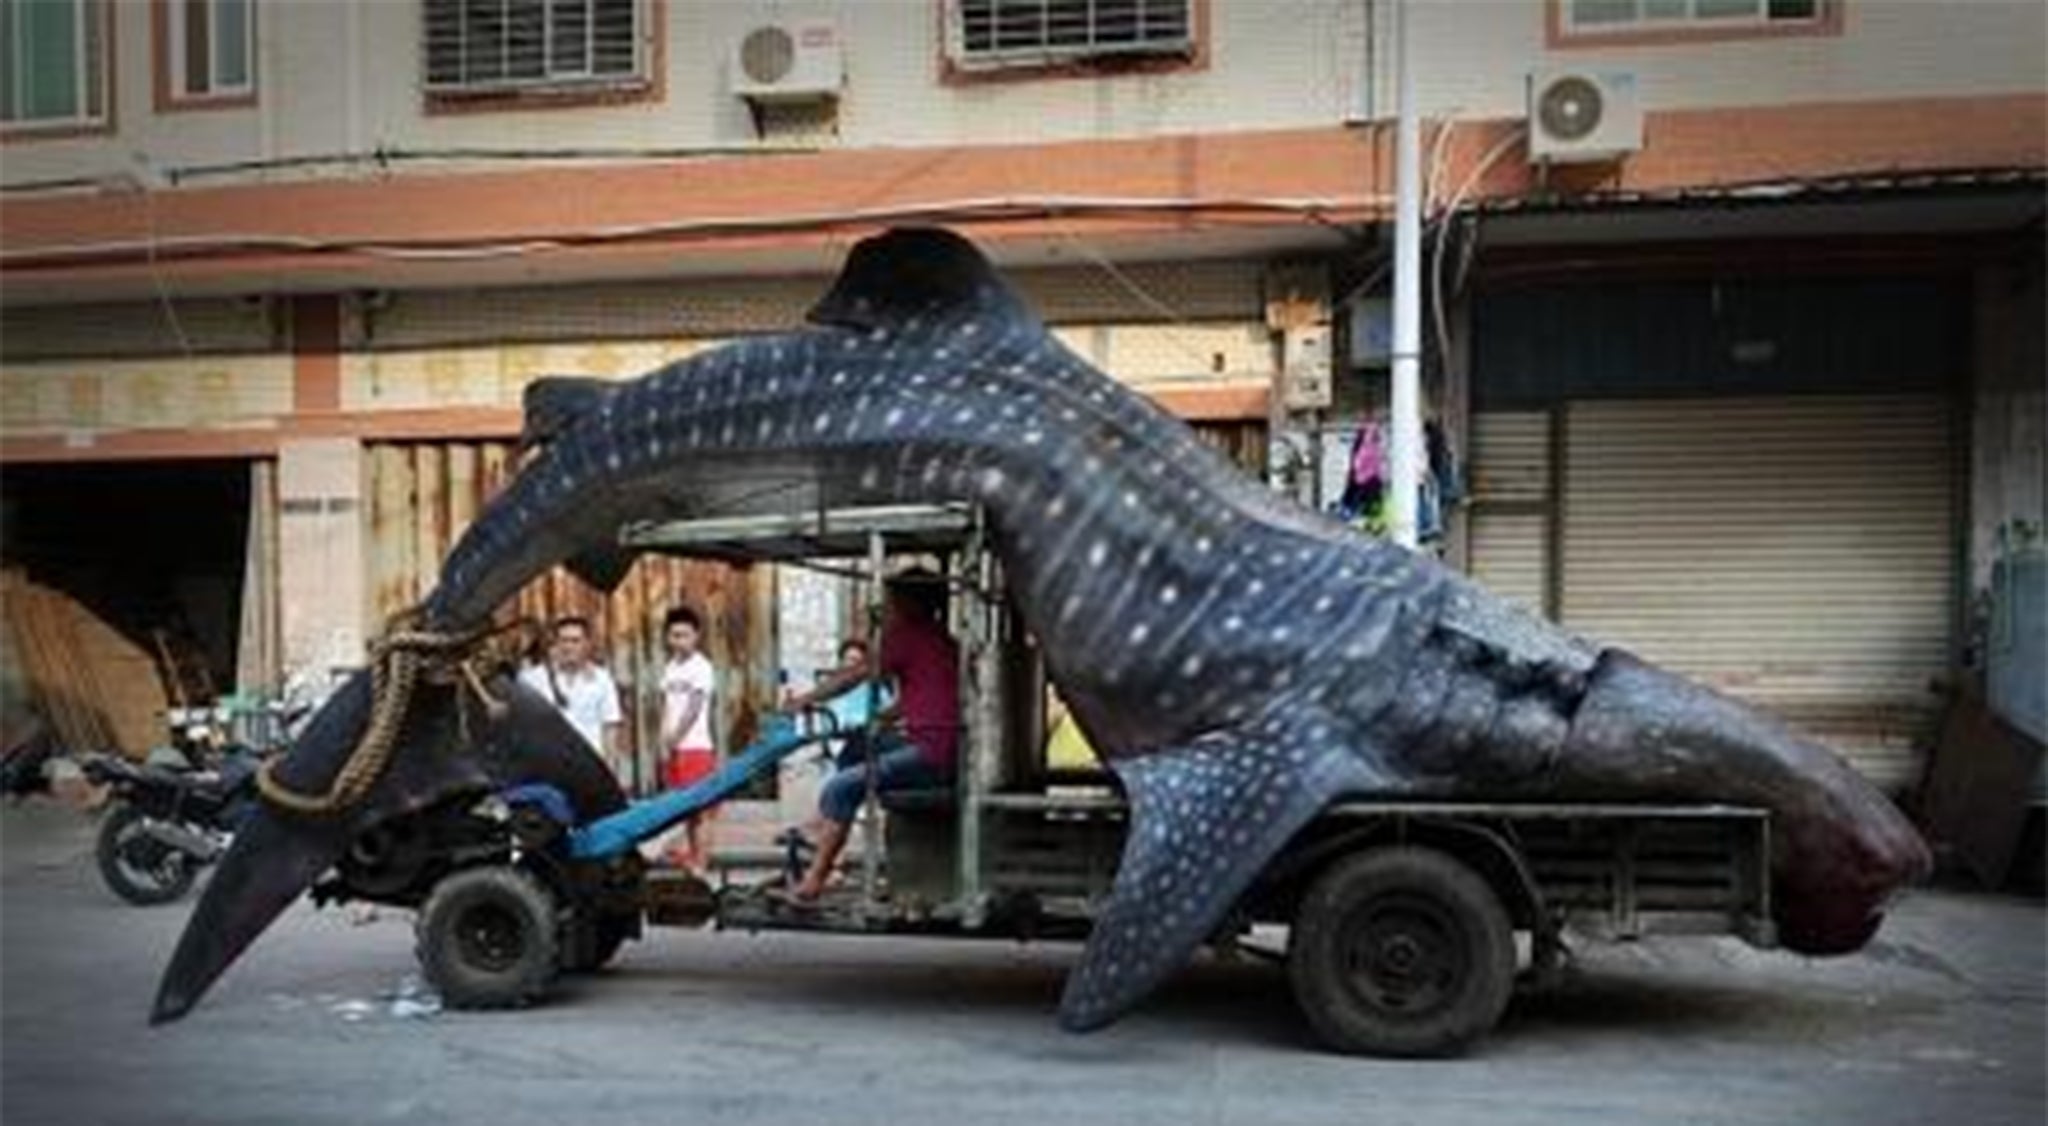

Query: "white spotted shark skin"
<box><xmin>164</xmin><ymin>228</ymin><xmax>1929</xmax><ymax>1032</ymax></box>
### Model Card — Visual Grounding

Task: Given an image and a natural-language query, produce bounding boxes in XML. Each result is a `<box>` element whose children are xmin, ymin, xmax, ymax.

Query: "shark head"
<box><xmin>150</xmin><ymin>670</ymin><xmax>622</xmax><ymax>1023</ymax></box>
<box><xmin>1561</xmin><ymin>651</ymin><xmax>1931</xmax><ymax>957</ymax></box>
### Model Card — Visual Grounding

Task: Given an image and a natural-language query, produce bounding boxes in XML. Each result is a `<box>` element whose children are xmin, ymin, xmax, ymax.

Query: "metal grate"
<box><xmin>953</xmin><ymin>0</ymin><xmax>1193</xmax><ymax>67</ymax></box>
<box><xmin>423</xmin><ymin>0</ymin><xmax>643</xmax><ymax>93</ymax></box>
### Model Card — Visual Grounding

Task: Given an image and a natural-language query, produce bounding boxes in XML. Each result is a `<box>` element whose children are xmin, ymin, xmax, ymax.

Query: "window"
<box><xmin>424</xmin><ymin>0</ymin><xmax>646</xmax><ymax>93</ymax></box>
<box><xmin>1</xmin><ymin>0</ymin><xmax>109</xmax><ymax>132</ymax></box>
<box><xmin>1563</xmin><ymin>0</ymin><xmax>1825</xmax><ymax>36</ymax></box>
<box><xmin>950</xmin><ymin>0</ymin><xmax>1194</xmax><ymax>70</ymax></box>
<box><xmin>165</xmin><ymin>0</ymin><xmax>255</xmax><ymax>105</ymax></box>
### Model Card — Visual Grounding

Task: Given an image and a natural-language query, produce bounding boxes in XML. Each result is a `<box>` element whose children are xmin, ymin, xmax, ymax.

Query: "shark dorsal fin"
<box><xmin>520</xmin><ymin>376</ymin><xmax>614</xmax><ymax>449</ymax></box>
<box><xmin>807</xmin><ymin>227</ymin><xmax>1036</xmax><ymax>333</ymax></box>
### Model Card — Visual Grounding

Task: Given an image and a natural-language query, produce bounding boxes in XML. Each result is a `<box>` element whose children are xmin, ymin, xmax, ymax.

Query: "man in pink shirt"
<box><xmin>781</xmin><ymin>569</ymin><xmax>960</xmax><ymax>902</ymax></box>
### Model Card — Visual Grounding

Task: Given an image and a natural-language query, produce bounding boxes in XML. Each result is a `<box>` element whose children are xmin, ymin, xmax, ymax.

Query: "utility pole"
<box><xmin>1388</xmin><ymin>0</ymin><xmax>1423</xmax><ymax>549</ymax></box>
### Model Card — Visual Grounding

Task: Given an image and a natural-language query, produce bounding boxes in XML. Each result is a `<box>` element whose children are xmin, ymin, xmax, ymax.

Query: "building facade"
<box><xmin>2</xmin><ymin>0</ymin><xmax>2041</xmax><ymax>793</ymax></box>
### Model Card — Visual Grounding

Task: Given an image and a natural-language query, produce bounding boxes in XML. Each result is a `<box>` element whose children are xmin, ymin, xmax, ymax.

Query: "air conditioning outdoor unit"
<box><xmin>1526</xmin><ymin>69</ymin><xmax>1642</xmax><ymax>164</ymax></box>
<box><xmin>730</xmin><ymin>20</ymin><xmax>843</xmax><ymax>103</ymax></box>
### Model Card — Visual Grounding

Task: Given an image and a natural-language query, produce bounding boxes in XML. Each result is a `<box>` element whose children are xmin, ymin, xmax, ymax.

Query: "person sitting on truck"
<box><xmin>779</xmin><ymin>569</ymin><xmax>960</xmax><ymax>903</ymax></box>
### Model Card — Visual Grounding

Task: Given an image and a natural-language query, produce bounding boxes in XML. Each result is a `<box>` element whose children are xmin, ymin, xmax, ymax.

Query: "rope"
<box><xmin>256</xmin><ymin>610</ymin><xmax>524</xmax><ymax>817</ymax></box>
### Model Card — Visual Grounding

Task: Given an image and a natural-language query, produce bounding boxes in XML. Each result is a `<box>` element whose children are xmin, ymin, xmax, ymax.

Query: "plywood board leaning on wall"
<box><xmin>1</xmin><ymin>570</ymin><xmax>169</xmax><ymax>758</ymax></box>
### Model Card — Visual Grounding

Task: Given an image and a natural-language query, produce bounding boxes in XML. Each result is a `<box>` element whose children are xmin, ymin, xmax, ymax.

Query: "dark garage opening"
<box><xmin>2</xmin><ymin>459</ymin><xmax>251</xmax><ymax>702</ymax></box>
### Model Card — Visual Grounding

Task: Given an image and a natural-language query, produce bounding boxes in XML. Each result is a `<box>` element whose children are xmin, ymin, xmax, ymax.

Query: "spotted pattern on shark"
<box><xmin>156</xmin><ymin>228</ymin><xmax>1931</xmax><ymax>1031</ymax></box>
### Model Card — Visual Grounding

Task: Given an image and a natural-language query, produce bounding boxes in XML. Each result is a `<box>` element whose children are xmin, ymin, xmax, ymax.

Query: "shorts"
<box><xmin>817</xmin><ymin>737</ymin><xmax>947</xmax><ymax>825</ymax></box>
<box><xmin>665</xmin><ymin>746</ymin><xmax>718</xmax><ymax>791</ymax></box>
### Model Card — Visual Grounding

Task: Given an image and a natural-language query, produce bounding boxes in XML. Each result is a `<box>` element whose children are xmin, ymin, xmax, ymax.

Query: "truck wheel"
<box><xmin>1288</xmin><ymin>845</ymin><xmax>1515</xmax><ymax>1058</ymax></box>
<box><xmin>416</xmin><ymin>866</ymin><xmax>560</xmax><ymax>1009</ymax></box>
<box><xmin>96</xmin><ymin>804</ymin><xmax>197</xmax><ymax>906</ymax></box>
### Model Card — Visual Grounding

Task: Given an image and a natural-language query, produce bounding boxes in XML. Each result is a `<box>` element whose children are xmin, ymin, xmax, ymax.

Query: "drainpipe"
<box><xmin>1387</xmin><ymin>0</ymin><xmax>1423</xmax><ymax>549</ymax></box>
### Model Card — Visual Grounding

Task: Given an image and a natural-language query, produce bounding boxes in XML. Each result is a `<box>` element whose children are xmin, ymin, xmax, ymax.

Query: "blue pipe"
<box><xmin>568</xmin><ymin>714</ymin><xmax>833</xmax><ymax>860</ymax></box>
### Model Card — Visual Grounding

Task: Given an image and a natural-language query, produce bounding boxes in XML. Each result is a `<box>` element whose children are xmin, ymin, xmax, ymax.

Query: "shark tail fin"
<box><xmin>1057</xmin><ymin>717</ymin><xmax>1381</xmax><ymax>1032</ymax></box>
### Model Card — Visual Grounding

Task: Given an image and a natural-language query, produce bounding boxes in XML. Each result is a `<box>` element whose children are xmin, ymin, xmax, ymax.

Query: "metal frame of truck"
<box><xmin>384</xmin><ymin>502</ymin><xmax>1778</xmax><ymax>1056</ymax></box>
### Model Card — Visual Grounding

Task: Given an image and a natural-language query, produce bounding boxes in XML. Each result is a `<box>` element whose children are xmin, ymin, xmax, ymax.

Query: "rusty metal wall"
<box><xmin>363</xmin><ymin>440</ymin><xmax>776</xmax><ymax>790</ymax></box>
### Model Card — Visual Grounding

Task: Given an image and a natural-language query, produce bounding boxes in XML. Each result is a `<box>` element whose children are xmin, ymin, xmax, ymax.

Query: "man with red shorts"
<box><xmin>658</xmin><ymin>606</ymin><xmax>719</xmax><ymax>870</ymax></box>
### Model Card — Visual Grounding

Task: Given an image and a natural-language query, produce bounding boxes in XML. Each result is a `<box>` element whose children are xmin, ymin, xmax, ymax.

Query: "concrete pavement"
<box><xmin>2</xmin><ymin>800</ymin><xmax>2041</xmax><ymax>1126</ymax></box>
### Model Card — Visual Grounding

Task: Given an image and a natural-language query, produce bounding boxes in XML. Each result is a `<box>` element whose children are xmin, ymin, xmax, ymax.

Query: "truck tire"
<box><xmin>1288</xmin><ymin>845</ymin><xmax>1515</xmax><ymax>1057</ymax></box>
<box><xmin>96</xmin><ymin>804</ymin><xmax>198</xmax><ymax>906</ymax></box>
<box><xmin>416</xmin><ymin>866</ymin><xmax>560</xmax><ymax>1009</ymax></box>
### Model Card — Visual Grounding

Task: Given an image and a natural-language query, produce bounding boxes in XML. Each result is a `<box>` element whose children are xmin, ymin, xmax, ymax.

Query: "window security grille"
<box><xmin>1566</xmin><ymin>0</ymin><xmax>1821</xmax><ymax>32</ymax></box>
<box><xmin>424</xmin><ymin>0</ymin><xmax>642</xmax><ymax>92</ymax></box>
<box><xmin>952</xmin><ymin>0</ymin><xmax>1193</xmax><ymax>68</ymax></box>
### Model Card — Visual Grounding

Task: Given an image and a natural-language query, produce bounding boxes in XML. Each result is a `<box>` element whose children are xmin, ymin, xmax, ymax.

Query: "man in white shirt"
<box><xmin>518</xmin><ymin>616</ymin><xmax>625</xmax><ymax>781</ymax></box>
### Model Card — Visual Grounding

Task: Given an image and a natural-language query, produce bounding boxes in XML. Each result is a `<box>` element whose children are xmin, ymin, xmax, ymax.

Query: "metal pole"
<box><xmin>1388</xmin><ymin>0</ymin><xmax>1423</xmax><ymax>549</ymax></box>
<box><xmin>857</xmin><ymin>529</ymin><xmax>884</xmax><ymax>912</ymax></box>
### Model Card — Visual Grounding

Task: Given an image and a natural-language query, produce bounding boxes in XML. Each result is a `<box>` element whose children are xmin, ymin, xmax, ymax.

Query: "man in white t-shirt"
<box><xmin>518</xmin><ymin>616</ymin><xmax>625</xmax><ymax>780</ymax></box>
<box><xmin>656</xmin><ymin>606</ymin><xmax>719</xmax><ymax>870</ymax></box>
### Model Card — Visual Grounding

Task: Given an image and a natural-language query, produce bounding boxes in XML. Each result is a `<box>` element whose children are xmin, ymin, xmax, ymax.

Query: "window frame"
<box><xmin>1</xmin><ymin>0</ymin><xmax>114</xmax><ymax>139</ymax></box>
<box><xmin>1547</xmin><ymin>0</ymin><xmax>1844</xmax><ymax>49</ymax></box>
<box><xmin>422</xmin><ymin>0</ymin><xmax>663</xmax><ymax>114</ymax></box>
<box><xmin>939</xmin><ymin>0</ymin><xmax>1209</xmax><ymax>85</ymax></box>
<box><xmin>155</xmin><ymin>0</ymin><xmax>257</xmax><ymax>113</ymax></box>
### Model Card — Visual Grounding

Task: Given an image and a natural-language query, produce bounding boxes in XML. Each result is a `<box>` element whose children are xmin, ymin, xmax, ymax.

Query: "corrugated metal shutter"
<box><xmin>1561</xmin><ymin>396</ymin><xmax>1954</xmax><ymax>788</ymax></box>
<box><xmin>1467</xmin><ymin>411</ymin><xmax>1551</xmax><ymax>617</ymax></box>
<box><xmin>1</xmin><ymin>299</ymin><xmax>278</xmax><ymax>360</ymax></box>
<box><xmin>363</xmin><ymin>440</ymin><xmax>776</xmax><ymax>794</ymax></box>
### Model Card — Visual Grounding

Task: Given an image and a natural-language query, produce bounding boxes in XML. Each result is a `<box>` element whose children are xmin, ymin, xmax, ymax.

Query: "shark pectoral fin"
<box><xmin>520</xmin><ymin>376</ymin><xmax>615</xmax><ymax>448</ymax></box>
<box><xmin>563</xmin><ymin>544</ymin><xmax>638</xmax><ymax>593</ymax></box>
<box><xmin>1058</xmin><ymin>723</ymin><xmax>1376</xmax><ymax>1033</ymax></box>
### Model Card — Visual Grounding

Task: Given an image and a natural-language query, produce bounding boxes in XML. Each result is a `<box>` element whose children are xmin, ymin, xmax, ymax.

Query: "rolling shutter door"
<box><xmin>1467</xmin><ymin>411</ymin><xmax>1552</xmax><ymax>618</ymax></box>
<box><xmin>1560</xmin><ymin>396</ymin><xmax>1954</xmax><ymax>788</ymax></box>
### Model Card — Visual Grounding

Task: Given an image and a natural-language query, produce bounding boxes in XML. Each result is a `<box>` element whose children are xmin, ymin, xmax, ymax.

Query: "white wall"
<box><xmin>1401</xmin><ymin>0</ymin><xmax>2047</xmax><ymax>120</ymax></box>
<box><xmin>5</xmin><ymin>0</ymin><xmax>2042</xmax><ymax>189</ymax></box>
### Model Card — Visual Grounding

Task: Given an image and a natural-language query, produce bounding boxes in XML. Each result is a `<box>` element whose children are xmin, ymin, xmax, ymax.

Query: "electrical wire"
<box><xmin>0</xmin><ymin>145</ymin><xmax>831</xmax><ymax>196</ymax></box>
<box><xmin>140</xmin><ymin>185</ymin><xmax>195</xmax><ymax>358</ymax></box>
<box><xmin>1052</xmin><ymin>231</ymin><xmax>1226</xmax><ymax>375</ymax></box>
<box><xmin>1</xmin><ymin>193</ymin><xmax>1393</xmax><ymax>271</ymax></box>
<box><xmin>1429</xmin><ymin>125</ymin><xmax>1528</xmax><ymax>384</ymax></box>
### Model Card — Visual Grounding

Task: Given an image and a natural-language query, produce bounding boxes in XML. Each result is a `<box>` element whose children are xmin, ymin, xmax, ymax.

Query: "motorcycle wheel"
<box><xmin>95</xmin><ymin>803</ymin><xmax>199</xmax><ymax>906</ymax></box>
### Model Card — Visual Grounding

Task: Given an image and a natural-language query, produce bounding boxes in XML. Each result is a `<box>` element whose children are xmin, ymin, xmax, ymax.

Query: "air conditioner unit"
<box><xmin>730</xmin><ymin>21</ymin><xmax>843</xmax><ymax>103</ymax></box>
<box><xmin>1527</xmin><ymin>70</ymin><xmax>1642</xmax><ymax>164</ymax></box>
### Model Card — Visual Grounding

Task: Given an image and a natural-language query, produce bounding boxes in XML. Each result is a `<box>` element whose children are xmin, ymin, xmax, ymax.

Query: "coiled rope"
<box><xmin>256</xmin><ymin>609</ymin><xmax>526</xmax><ymax>817</ymax></box>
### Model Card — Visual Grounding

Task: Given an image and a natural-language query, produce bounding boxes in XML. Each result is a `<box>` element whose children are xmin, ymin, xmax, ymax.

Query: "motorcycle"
<box><xmin>79</xmin><ymin>698</ymin><xmax>300</xmax><ymax>906</ymax></box>
<box><xmin>80</xmin><ymin>747</ymin><xmax>260</xmax><ymax>905</ymax></box>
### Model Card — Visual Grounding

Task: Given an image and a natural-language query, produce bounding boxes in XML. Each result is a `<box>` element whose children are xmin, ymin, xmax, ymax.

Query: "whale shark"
<box><xmin>153</xmin><ymin>227</ymin><xmax>1930</xmax><ymax>1030</ymax></box>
